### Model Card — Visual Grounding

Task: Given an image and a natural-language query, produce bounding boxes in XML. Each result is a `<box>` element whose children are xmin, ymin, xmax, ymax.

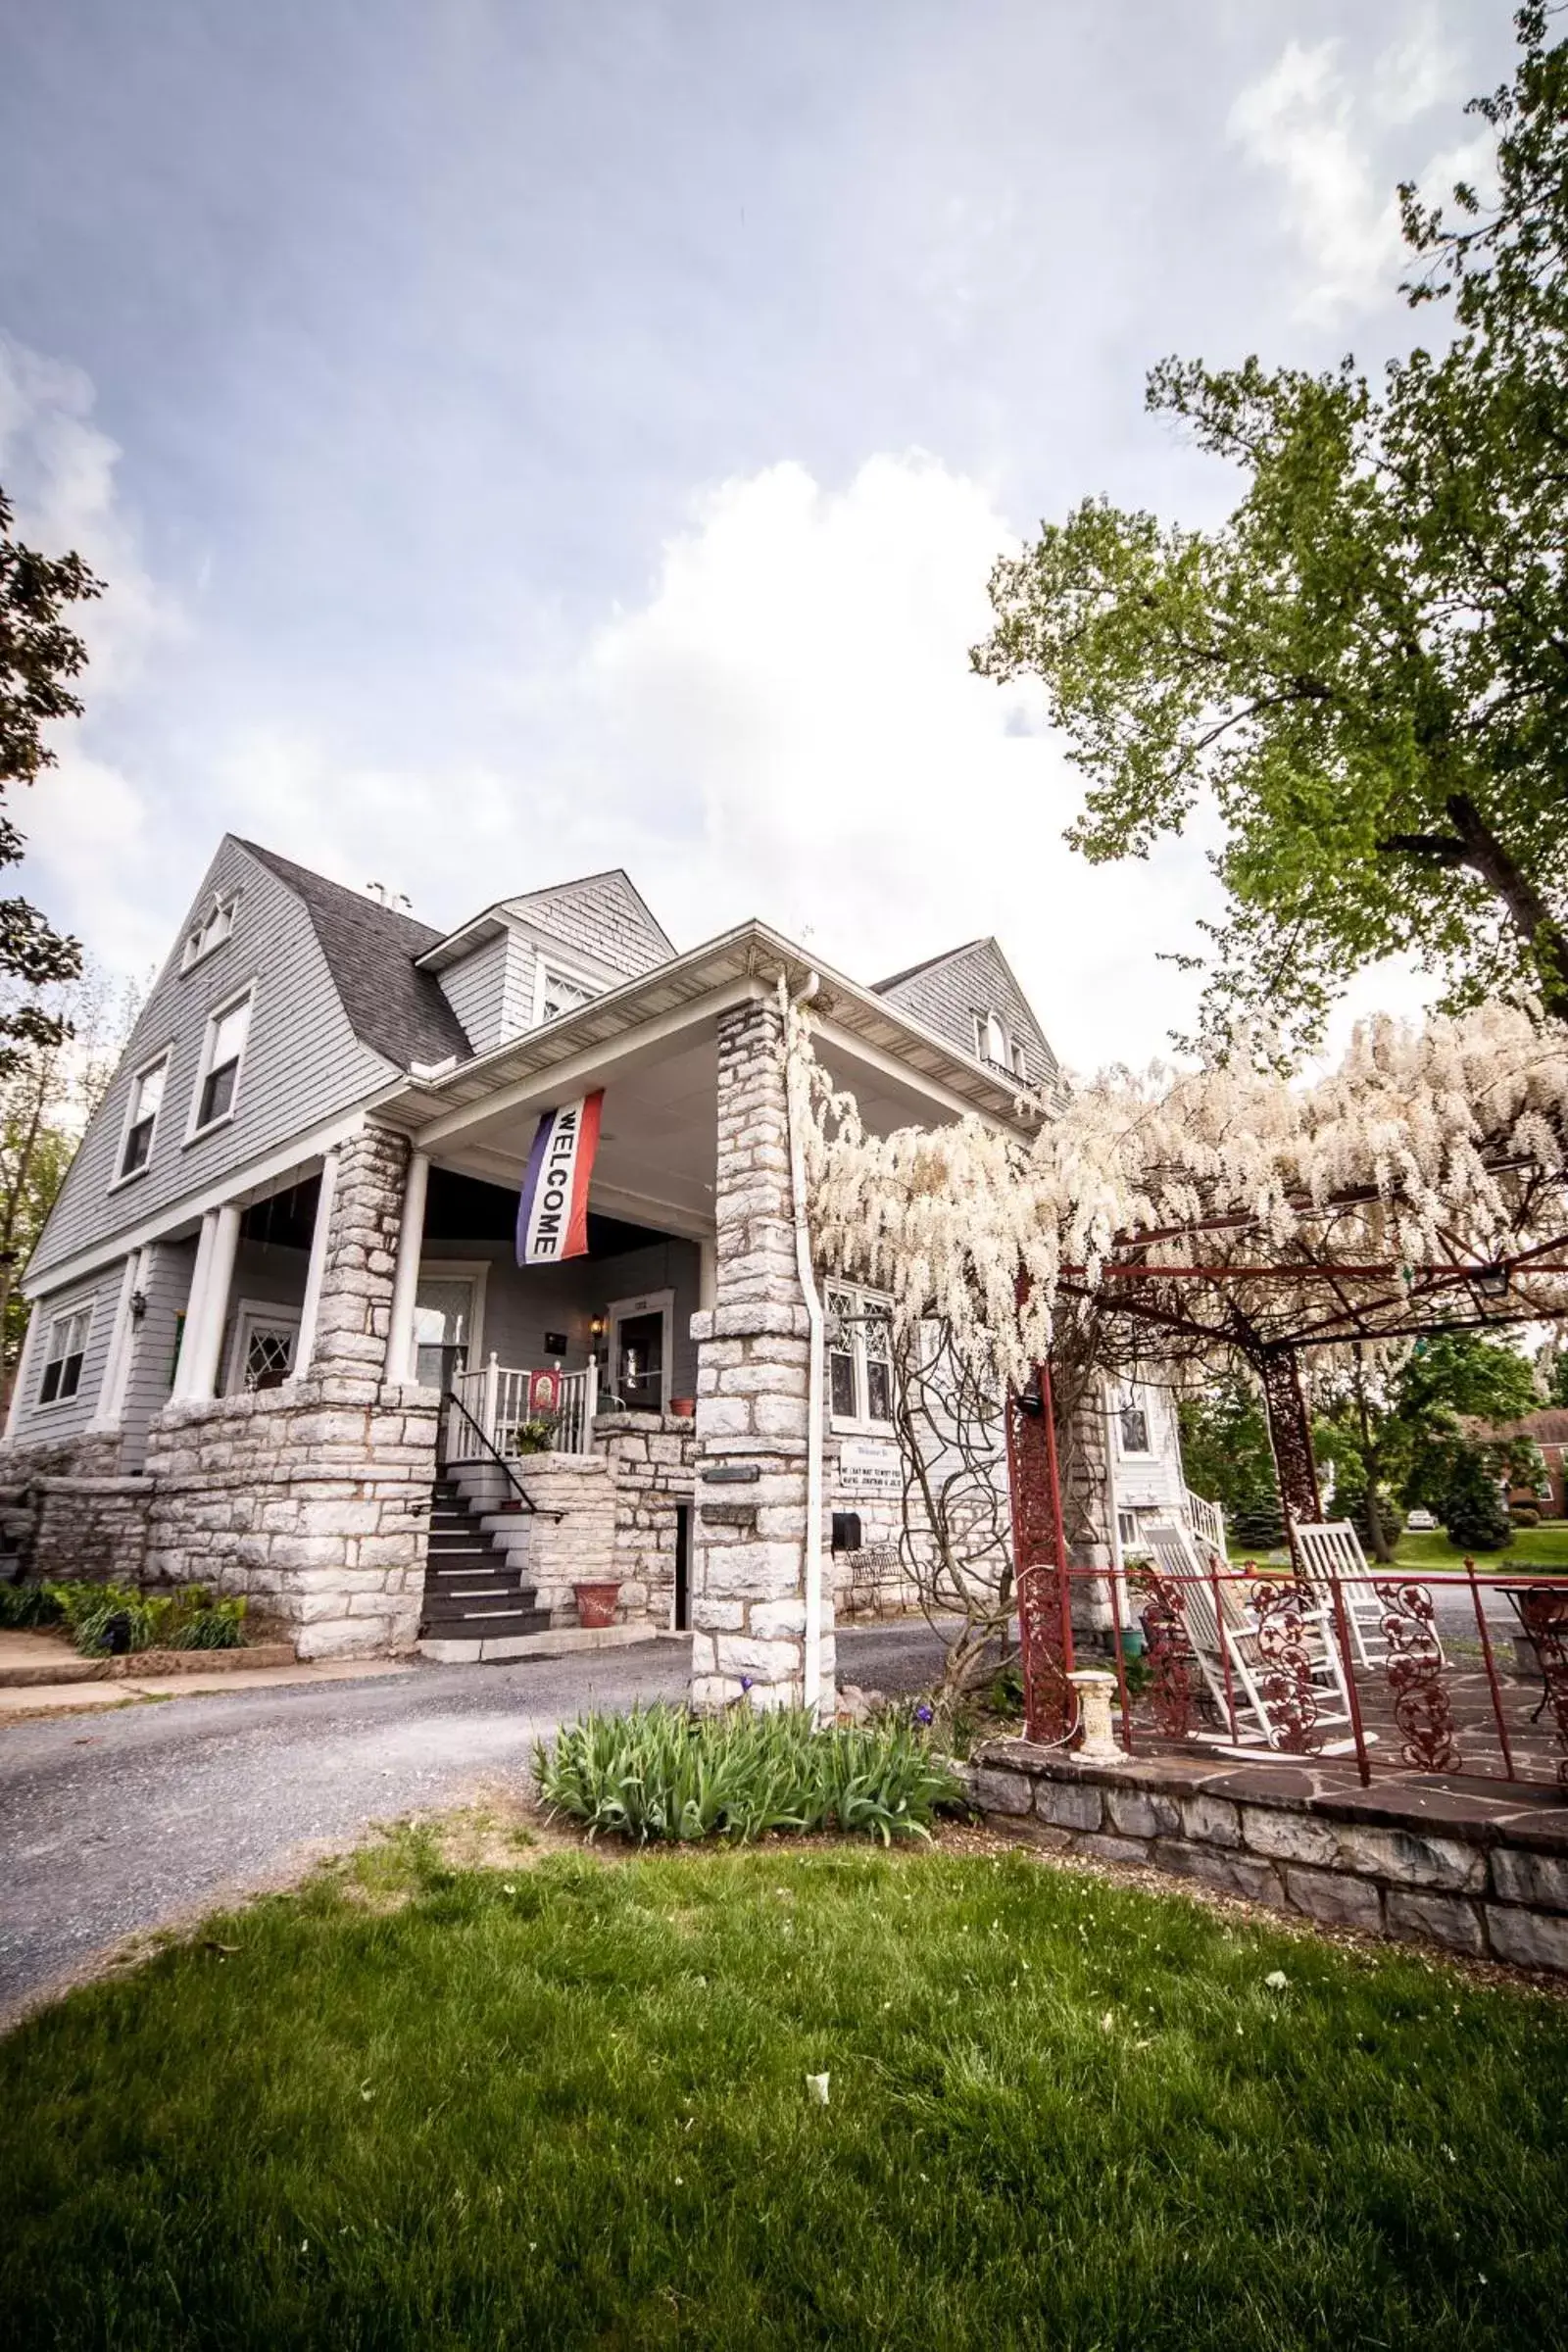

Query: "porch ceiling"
<box><xmin>429</xmin><ymin>1011</ymin><xmax>996</xmax><ymax>1243</ymax></box>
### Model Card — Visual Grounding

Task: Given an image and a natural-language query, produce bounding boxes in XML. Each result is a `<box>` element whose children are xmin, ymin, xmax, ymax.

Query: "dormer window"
<box><xmin>539</xmin><ymin>969</ymin><xmax>595</xmax><ymax>1024</ymax></box>
<box><xmin>181</xmin><ymin>891</ymin><xmax>236</xmax><ymax>971</ymax></box>
<box><xmin>974</xmin><ymin>1008</ymin><xmax>1027</xmax><ymax>1081</ymax></box>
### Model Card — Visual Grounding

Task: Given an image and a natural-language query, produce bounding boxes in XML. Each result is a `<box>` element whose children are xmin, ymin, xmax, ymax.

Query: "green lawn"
<box><xmin>1229</xmin><ymin>1525</ymin><xmax>1568</xmax><ymax>1573</ymax></box>
<box><xmin>2</xmin><ymin>1831</ymin><xmax>1563</xmax><ymax>2350</ymax></box>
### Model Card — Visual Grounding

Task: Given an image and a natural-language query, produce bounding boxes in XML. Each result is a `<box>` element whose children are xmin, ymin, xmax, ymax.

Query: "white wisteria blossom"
<box><xmin>792</xmin><ymin>1001</ymin><xmax>1568</xmax><ymax>1390</ymax></box>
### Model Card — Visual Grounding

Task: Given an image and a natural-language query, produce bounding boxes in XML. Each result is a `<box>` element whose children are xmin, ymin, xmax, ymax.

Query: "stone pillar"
<box><xmin>309</xmin><ymin>1124</ymin><xmax>412</xmax><ymax>1398</ymax></box>
<box><xmin>1062</xmin><ymin>1381</ymin><xmax>1115</xmax><ymax>1640</ymax></box>
<box><xmin>689</xmin><ymin>998</ymin><xmax>833</xmax><ymax>1711</ymax></box>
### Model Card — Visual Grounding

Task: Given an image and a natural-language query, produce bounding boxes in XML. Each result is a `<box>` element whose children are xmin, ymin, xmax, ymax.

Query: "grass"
<box><xmin>2</xmin><ymin>1830</ymin><xmax>1564</xmax><ymax>2351</ymax></box>
<box><xmin>1228</xmin><ymin>1525</ymin><xmax>1568</xmax><ymax>1573</ymax></box>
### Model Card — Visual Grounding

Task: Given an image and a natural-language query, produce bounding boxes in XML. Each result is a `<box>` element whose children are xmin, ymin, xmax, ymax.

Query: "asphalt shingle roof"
<box><xmin>238</xmin><ymin>840</ymin><xmax>473</xmax><ymax>1070</ymax></box>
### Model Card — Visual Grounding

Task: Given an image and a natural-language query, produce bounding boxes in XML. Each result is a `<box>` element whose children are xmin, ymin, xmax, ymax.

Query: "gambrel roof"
<box><xmin>238</xmin><ymin>841</ymin><xmax>473</xmax><ymax>1070</ymax></box>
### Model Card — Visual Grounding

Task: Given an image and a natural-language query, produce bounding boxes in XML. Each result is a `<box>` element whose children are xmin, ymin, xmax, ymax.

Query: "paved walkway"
<box><xmin>0</xmin><ymin>1624</ymin><xmax>947</xmax><ymax>2021</ymax></box>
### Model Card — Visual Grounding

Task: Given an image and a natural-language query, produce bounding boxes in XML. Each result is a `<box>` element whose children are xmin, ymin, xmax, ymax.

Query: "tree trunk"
<box><xmin>1352</xmin><ymin>1360</ymin><xmax>1397</xmax><ymax>1565</ymax></box>
<box><xmin>1381</xmin><ymin>793</ymin><xmax>1568</xmax><ymax>1016</ymax></box>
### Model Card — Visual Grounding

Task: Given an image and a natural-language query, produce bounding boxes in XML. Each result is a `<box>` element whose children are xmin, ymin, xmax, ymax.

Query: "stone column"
<box><xmin>689</xmin><ymin>998</ymin><xmax>832</xmax><ymax>1711</ymax></box>
<box><xmin>308</xmin><ymin>1124</ymin><xmax>412</xmax><ymax>1398</ymax></box>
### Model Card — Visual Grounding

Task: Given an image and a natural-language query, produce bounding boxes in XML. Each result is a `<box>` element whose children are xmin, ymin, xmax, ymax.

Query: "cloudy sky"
<box><xmin>0</xmin><ymin>0</ymin><xmax>1518</xmax><ymax>1074</ymax></box>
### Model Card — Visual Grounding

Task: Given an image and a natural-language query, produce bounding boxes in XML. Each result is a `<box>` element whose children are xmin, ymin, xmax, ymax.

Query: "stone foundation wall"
<box><xmin>32</xmin><ymin>1476</ymin><xmax>152</xmax><ymax>1585</ymax></box>
<box><xmin>0</xmin><ymin>1428</ymin><xmax>133</xmax><ymax>1579</ymax></box>
<box><xmin>140</xmin><ymin>1379</ymin><xmax>438</xmax><ymax>1658</ymax></box>
<box><xmin>972</xmin><ymin>1739</ymin><xmax>1568</xmax><ymax>1974</ymax></box>
<box><xmin>600</xmin><ymin>1412</ymin><xmax>695</xmax><ymax>1628</ymax></box>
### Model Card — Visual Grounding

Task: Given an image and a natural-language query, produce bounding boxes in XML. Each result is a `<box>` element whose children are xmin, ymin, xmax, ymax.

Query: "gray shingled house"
<box><xmin>3</xmin><ymin>835</ymin><xmax>1184</xmax><ymax>1704</ymax></box>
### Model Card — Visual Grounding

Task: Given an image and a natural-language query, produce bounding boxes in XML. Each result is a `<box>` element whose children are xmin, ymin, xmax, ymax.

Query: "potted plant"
<box><xmin>573</xmin><ymin>1581</ymin><xmax>621</xmax><ymax>1629</ymax></box>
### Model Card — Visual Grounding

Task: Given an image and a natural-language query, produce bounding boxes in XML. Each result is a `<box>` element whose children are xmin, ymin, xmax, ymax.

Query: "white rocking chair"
<box><xmin>1291</xmin><ymin>1521</ymin><xmax>1446</xmax><ymax>1674</ymax></box>
<box><xmin>1141</xmin><ymin>1520</ymin><xmax>1358</xmax><ymax>1754</ymax></box>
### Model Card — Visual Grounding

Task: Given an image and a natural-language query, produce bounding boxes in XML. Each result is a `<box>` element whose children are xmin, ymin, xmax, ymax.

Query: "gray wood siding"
<box><xmin>11</xmin><ymin>1261</ymin><xmax>125</xmax><ymax>1442</ymax></box>
<box><xmin>29</xmin><ymin>838</ymin><xmax>399</xmax><ymax>1283</ymax></box>
<box><xmin>437</xmin><ymin>930</ymin><xmax>539</xmax><ymax>1052</ymax></box>
<box><xmin>507</xmin><ymin>873</ymin><xmax>672</xmax><ymax>978</ymax></box>
<box><xmin>878</xmin><ymin>941</ymin><xmax>1060</xmax><ymax>1094</ymax></box>
<box><xmin>118</xmin><ymin>1235</ymin><xmax>197</xmax><ymax>1467</ymax></box>
<box><xmin>437</xmin><ymin>932</ymin><xmax>512</xmax><ymax>1054</ymax></box>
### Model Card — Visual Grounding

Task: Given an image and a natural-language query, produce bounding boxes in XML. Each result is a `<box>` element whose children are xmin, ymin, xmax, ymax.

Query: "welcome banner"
<box><xmin>515</xmin><ymin>1091</ymin><xmax>604</xmax><ymax>1265</ymax></box>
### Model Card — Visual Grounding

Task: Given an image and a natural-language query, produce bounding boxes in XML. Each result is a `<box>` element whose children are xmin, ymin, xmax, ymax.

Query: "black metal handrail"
<box><xmin>439</xmin><ymin>1390</ymin><xmax>547</xmax><ymax>1516</ymax></box>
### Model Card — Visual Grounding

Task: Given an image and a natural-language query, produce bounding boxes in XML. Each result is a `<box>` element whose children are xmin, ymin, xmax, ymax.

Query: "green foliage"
<box><xmin>1397</xmin><ymin>1333</ymin><xmax>1540</xmax><ymax>1510</ymax></box>
<box><xmin>1544</xmin><ymin>1350</ymin><xmax>1568</xmax><ymax>1407</ymax></box>
<box><xmin>43</xmin><ymin>1581</ymin><xmax>246</xmax><ymax>1656</ymax></box>
<box><xmin>1440</xmin><ymin>1446</ymin><xmax>1514</xmax><ymax>1552</ymax></box>
<box><xmin>0</xmin><ymin>484</ymin><xmax>102</xmax><ymax>1059</ymax></box>
<box><xmin>973</xmin><ymin>8</ymin><xmax>1568</xmax><ymax>1044</ymax></box>
<box><xmin>0</xmin><ymin>1578</ymin><xmax>62</xmax><ymax>1629</ymax></box>
<box><xmin>1</xmin><ymin>1843</ymin><xmax>1564</xmax><ymax>2351</ymax></box>
<box><xmin>1176</xmin><ymin>1377</ymin><xmax>1284</xmax><ymax>1547</ymax></box>
<box><xmin>536</xmin><ymin>1703</ymin><xmax>965</xmax><ymax>1845</ymax></box>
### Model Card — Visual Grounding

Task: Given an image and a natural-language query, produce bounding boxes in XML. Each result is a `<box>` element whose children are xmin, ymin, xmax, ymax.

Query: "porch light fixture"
<box><xmin>129</xmin><ymin>1289</ymin><xmax>149</xmax><ymax>1323</ymax></box>
<box><xmin>1473</xmin><ymin>1260</ymin><xmax>1511</xmax><ymax>1299</ymax></box>
<box><xmin>589</xmin><ymin>1315</ymin><xmax>608</xmax><ymax>1340</ymax></box>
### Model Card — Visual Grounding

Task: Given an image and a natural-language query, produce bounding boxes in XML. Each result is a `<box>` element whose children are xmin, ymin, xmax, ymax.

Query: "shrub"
<box><xmin>43</xmin><ymin>1582</ymin><xmax>246</xmax><ymax>1656</ymax></box>
<box><xmin>1441</xmin><ymin>1448</ymin><xmax>1514</xmax><ymax>1553</ymax></box>
<box><xmin>1228</xmin><ymin>1490</ymin><xmax>1286</xmax><ymax>1551</ymax></box>
<box><xmin>1511</xmin><ymin>1502</ymin><xmax>1543</xmax><ymax>1530</ymax></box>
<box><xmin>536</xmin><ymin>1703</ymin><xmax>966</xmax><ymax>1844</ymax></box>
<box><xmin>0</xmin><ymin>1579</ymin><xmax>64</xmax><ymax>1630</ymax></box>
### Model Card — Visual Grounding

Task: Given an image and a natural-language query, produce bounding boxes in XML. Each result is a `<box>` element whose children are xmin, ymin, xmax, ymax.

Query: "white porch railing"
<box><xmin>449</xmin><ymin>1357</ymin><xmax>600</xmax><ymax>1457</ymax></box>
<box><xmin>1182</xmin><ymin>1487</ymin><xmax>1227</xmax><ymax>1559</ymax></box>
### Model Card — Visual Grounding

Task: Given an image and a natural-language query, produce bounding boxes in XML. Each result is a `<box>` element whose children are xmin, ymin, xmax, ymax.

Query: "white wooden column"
<box><xmin>289</xmin><ymin>1149</ymin><xmax>340</xmax><ymax>1382</ymax></box>
<box><xmin>172</xmin><ymin>1211</ymin><xmax>220</xmax><ymax>1401</ymax></box>
<box><xmin>3</xmin><ymin>1297</ymin><xmax>46</xmax><ymax>1438</ymax></box>
<box><xmin>180</xmin><ymin>1203</ymin><xmax>242</xmax><ymax>1402</ymax></box>
<box><xmin>384</xmin><ymin>1149</ymin><xmax>430</xmax><ymax>1386</ymax></box>
<box><xmin>88</xmin><ymin>1250</ymin><xmax>144</xmax><ymax>1431</ymax></box>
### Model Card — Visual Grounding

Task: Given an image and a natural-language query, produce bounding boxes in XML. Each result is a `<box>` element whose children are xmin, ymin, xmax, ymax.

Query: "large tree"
<box><xmin>974</xmin><ymin>6</ymin><xmax>1568</xmax><ymax>1048</ymax></box>
<box><xmin>0</xmin><ymin>482</ymin><xmax>101</xmax><ymax>1069</ymax></box>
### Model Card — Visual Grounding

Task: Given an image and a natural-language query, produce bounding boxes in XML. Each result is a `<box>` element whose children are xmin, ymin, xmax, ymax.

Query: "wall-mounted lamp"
<box><xmin>589</xmin><ymin>1314</ymin><xmax>608</xmax><ymax>1342</ymax></box>
<box><xmin>128</xmin><ymin>1289</ymin><xmax>149</xmax><ymax>1323</ymax></box>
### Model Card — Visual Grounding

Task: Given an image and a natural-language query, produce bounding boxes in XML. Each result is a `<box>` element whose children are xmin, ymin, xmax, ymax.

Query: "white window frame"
<box><xmin>36</xmin><ymin>1301</ymin><xmax>93</xmax><ymax>1410</ymax></box>
<box><xmin>412</xmin><ymin>1262</ymin><xmax>489</xmax><ymax>1385</ymax></box>
<box><xmin>180</xmin><ymin>889</ymin><xmax>237</xmax><ymax>973</ymax></box>
<box><xmin>110</xmin><ymin>1049</ymin><xmax>172</xmax><ymax>1189</ymax></box>
<box><xmin>533</xmin><ymin>958</ymin><xmax>598</xmax><ymax>1027</ymax></box>
<box><xmin>185</xmin><ymin>987</ymin><xmax>254</xmax><ymax>1142</ymax></box>
<box><xmin>1114</xmin><ymin>1386</ymin><xmax>1154</xmax><ymax>1458</ymax></box>
<box><xmin>223</xmin><ymin>1299</ymin><xmax>303</xmax><ymax>1395</ymax></box>
<box><xmin>825</xmin><ymin>1280</ymin><xmax>896</xmax><ymax>1435</ymax></box>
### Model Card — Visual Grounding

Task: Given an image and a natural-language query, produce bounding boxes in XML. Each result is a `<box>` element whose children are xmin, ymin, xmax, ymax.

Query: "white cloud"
<box><xmin>1226</xmin><ymin>19</ymin><xmax>1491</xmax><ymax>322</ymax></box>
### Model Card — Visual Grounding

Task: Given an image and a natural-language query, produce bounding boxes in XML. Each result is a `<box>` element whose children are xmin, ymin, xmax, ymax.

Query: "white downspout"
<box><xmin>781</xmin><ymin>971</ymin><xmax>827</xmax><ymax>1720</ymax></box>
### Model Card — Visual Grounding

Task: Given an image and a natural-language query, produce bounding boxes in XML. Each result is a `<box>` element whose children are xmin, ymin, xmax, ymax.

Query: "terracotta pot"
<box><xmin>669</xmin><ymin>1396</ymin><xmax>696</xmax><ymax>1418</ymax></box>
<box><xmin>573</xmin><ymin>1581</ymin><xmax>621</xmax><ymax>1630</ymax></box>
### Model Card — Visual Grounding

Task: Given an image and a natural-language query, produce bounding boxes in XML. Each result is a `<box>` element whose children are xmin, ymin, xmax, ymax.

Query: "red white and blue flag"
<box><xmin>515</xmin><ymin>1091</ymin><xmax>603</xmax><ymax>1265</ymax></box>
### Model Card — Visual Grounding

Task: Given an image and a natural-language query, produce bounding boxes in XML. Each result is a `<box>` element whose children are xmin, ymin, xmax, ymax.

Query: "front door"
<box><xmin>413</xmin><ymin>1275</ymin><xmax>479</xmax><ymax>1390</ymax></box>
<box><xmin>608</xmin><ymin>1290</ymin><xmax>671</xmax><ymax>1414</ymax></box>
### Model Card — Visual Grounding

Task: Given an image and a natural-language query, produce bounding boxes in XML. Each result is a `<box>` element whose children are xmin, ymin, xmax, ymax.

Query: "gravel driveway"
<box><xmin>0</xmin><ymin>1624</ymin><xmax>949</xmax><ymax>2022</ymax></box>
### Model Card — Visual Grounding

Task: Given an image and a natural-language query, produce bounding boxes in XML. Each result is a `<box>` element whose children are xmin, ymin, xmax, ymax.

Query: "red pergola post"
<box><xmin>1004</xmin><ymin>1355</ymin><xmax>1076</xmax><ymax>1743</ymax></box>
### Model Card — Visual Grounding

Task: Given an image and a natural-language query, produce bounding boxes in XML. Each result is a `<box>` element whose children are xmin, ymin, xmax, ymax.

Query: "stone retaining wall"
<box><xmin>32</xmin><ymin>1476</ymin><xmax>152</xmax><ymax>1586</ymax></box>
<box><xmin>508</xmin><ymin>1453</ymin><xmax>618</xmax><ymax>1623</ymax></box>
<box><xmin>971</xmin><ymin>1737</ymin><xmax>1568</xmax><ymax>1975</ymax></box>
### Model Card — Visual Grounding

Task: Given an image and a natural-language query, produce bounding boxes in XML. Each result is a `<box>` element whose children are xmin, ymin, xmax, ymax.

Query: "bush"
<box><xmin>536</xmin><ymin>1703</ymin><xmax>966</xmax><ymax>1845</ymax></box>
<box><xmin>1441</xmin><ymin>1449</ymin><xmax>1514</xmax><ymax>1553</ymax></box>
<box><xmin>1511</xmin><ymin>1502</ymin><xmax>1543</xmax><ymax>1530</ymax></box>
<box><xmin>1228</xmin><ymin>1490</ymin><xmax>1286</xmax><ymax>1551</ymax></box>
<box><xmin>0</xmin><ymin>1580</ymin><xmax>64</xmax><ymax>1630</ymax></box>
<box><xmin>43</xmin><ymin>1582</ymin><xmax>246</xmax><ymax>1657</ymax></box>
